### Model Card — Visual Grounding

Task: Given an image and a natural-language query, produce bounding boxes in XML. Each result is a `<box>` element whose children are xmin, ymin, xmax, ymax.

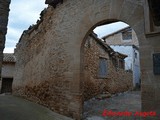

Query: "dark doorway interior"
<box><xmin>1</xmin><ymin>78</ymin><xmax>13</xmax><ymax>93</ymax></box>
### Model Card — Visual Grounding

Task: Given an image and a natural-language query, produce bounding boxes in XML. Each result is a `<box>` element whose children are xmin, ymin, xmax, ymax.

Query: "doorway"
<box><xmin>1</xmin><ymin>78</ymin><xmax>13</xmax><ymax>93</ymax></box>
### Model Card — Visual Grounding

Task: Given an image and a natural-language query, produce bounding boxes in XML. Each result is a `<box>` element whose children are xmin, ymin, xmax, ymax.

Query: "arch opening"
<box><xmin>80</xmin><ymin>20</ymin><xmax>141</xmax><ymax>119</ymax></box>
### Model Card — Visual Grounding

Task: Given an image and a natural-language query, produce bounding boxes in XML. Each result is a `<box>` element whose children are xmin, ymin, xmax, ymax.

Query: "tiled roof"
<box><xmin>3</xmin><ymin>53</ymin><xmax>16</xmax><ymax>63</ymax></box>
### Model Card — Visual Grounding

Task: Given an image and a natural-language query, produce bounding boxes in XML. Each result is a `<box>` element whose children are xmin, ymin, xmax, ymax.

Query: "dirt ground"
<box><xmin>83</xmin><ymin>91</ymin><xmax>142</xmax><ymax>120</ymax></box>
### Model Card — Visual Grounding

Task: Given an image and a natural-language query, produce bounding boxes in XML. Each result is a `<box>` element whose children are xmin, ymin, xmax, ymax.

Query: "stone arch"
<box><xmin>13</xmin><ymin>0</ymin><xmax>160</xmax><ymax>120</ymax></box>
<box><xmin>76</xmin><ymin>0</ymin><xmax>147</xmax><ymax>119</ymax></box>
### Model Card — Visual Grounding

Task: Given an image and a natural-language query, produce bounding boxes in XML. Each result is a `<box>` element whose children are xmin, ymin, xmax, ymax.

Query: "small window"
<box><xmin>98</xmin><ymin>58</ymin><xmax>107</xmax><ymax>78</ymax></box>
<box><xmin>135</xmin><ymin>52</ymin><xmax>137</xmax><ymax>58</ymax></box>
<box><xmin>119</xmin><ymin>59</ymin><xmax>125</xmax><ymax>69</ymax></box>
<box><xmin>112</xmin><ymin>58</ymin><xmax>117</xmax><ymax>68</ymax></box>
<box><xmin>122</xmin><ymin>28</ymin><xmax>132</xmax><ymax>40</ymax></box>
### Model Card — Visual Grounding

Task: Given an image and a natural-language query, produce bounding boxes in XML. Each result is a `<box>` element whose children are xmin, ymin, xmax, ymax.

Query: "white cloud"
<box><xmin>5</xmin><ymin>1</ymin><xmax>129</xmax><ymax>53</ymax></box>
<box><xmin>4</xmin><ymin>0</ymin><xmax>47</xmax><ymax>53</ymax></box>
<box><xmin>3</xmin><ymin>47</ymin><xmax>15</xmax><ymax>53</ymax></box>
<box><xmin>94</xmin><ymin>22</ymin><xmax>129</xmax><ymax>38</ymax></box>
<box><xmin>7</xmin><ymin>27</ymin><xmax>22</xmax><ymax>39</ymax></box>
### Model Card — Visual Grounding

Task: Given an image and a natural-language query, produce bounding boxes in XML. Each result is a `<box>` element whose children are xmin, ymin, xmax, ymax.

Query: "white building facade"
<box><xmin>102</xmin><ymin>27</ymin><xmax>141</xmax><ymax>88</ymax></box>
<box><xmin>110</xmin><ymin>45</ymin><xmax>140</xmax><ymax>87</ymax></box>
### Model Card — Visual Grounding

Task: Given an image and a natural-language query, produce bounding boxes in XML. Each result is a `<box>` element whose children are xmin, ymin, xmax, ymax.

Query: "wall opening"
<box><xmin>81</xmin><ymin>21</ymin><xmax>141</xmax><ymax>119</ymax></box>
<box><xmin>1</xmin><ymin>78</ymin><xmax>13</xmax><ymax>94</ymax></box>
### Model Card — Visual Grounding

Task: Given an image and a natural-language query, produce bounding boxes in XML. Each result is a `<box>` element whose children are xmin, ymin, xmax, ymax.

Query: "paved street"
<box><xmin>83</xmin><ymin>91</ymin><xmax>142</xmax><ymax>120</ymax></box>
<box><xmin>0</xmin><ymin>91</ymin><xmax>158</xmax><ymax>120</ymax></box>
<box><xmin>0</xmin><ymin>94</ymin><xmax>73</xmax><ymax>120</ymax></box>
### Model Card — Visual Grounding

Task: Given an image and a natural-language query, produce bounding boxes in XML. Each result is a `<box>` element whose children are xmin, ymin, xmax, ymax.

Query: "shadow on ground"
<box><xmin>0</xmin><ymin>94</ymin><xmax>73</xmax><ymax>120</ymax></box>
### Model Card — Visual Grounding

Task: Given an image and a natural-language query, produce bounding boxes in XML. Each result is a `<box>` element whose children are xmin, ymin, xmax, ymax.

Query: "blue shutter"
<box><xmin>99</xmin><ymin>58</ymin><xmax>107</xmax><ymax>78</ymax></box>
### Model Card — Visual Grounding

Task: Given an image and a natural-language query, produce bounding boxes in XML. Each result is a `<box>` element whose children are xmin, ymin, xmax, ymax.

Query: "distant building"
<box><xmin>0</xmin><ymin>53</ymin><xmax>16</xmax><ymax>93</ymax></box>
<box><xmin>102</xmin><ymin>27</ymin><xmax>141</xmax><ymax>88</ymax></box>
<box><xmin>83</xmin><ymin>32</ymin><xmax>133</xmax><ymax>100</ymax></box>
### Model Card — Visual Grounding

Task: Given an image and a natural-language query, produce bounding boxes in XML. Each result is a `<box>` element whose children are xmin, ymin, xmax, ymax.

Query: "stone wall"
<box><xmin>83</xmin><ymin>35</ymin><xmax>133</xmax><ymax>100</ymax></box>
<box><xmin>13</xmin><ymin>0</ymin><xmax>160</xmax><ymax>120</ymax></box>
<box><xmin>103</xmin><ymin>28</ymin><xmax>139</xmax><ymax>46</ymax></box>
<box><xmin>2</xmin><ymin>63</ymin><xmax>15</xmax><ymax>78</ymax></box>
<box><xmin>0</xmin><ymin>0</ymin><xmax>11</xmax><ymax>78</ymax></box>
<box><xmin>13</xmin><ymin>6</ymin><xmax>81</xmax><ymax>119</ymax></box>
<box><xmin>0</xmin><ymin>80</ymin><xmax>2</xmax><ymax>93</ymax></box>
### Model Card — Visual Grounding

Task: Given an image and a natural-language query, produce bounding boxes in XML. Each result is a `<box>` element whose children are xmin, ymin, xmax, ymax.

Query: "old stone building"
<box><xmin>0</xmin><ymin>0</ymin><xmax>158</xmax><ymax>120</ymax></box>
<box><xmin>102</xmin><ymin>27</ymin><xmax>139</xmax><ymax>46</ymax></box>
<box><xmin>102</xmin><ymin>27</ymin><xmax>141</xmax><ymax>88</ymax></box>
<box><xmin>83</xmin><ymin>33</ymin><xmax>132</xmax><ymax>100</ymax></box>
<box><xmin>0</xmin><ymin>53</ymin><xmax>15</xmax><ymax>93</ymax></box>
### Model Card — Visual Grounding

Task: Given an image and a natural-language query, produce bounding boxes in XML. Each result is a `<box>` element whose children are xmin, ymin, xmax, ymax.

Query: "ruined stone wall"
<box><xmin>83</xmin><ymin>35</ymin><xmax>133</xmax><ymax>100</ymax></box>
<box><xmin>13</xmin><ymin>6</ymin><xmax>80</xmax><ymax>119</ymax></box>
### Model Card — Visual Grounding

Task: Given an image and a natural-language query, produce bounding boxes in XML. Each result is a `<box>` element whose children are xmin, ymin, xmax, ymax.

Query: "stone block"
<box><xmin>119</xmin><ymin>1</ymin><xmax>137</xmax><ymax>22</ymax></box>
<box><xmin>110</xmin><ymin>0</ymin><xmax>125</xmax><ymax>18</ymax></box>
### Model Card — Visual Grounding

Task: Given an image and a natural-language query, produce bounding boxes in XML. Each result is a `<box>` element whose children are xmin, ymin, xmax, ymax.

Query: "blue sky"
<box><xmin>4</xmin><ymin>1</ymin><xmax>128</xmax><ymax>53</ymax></box>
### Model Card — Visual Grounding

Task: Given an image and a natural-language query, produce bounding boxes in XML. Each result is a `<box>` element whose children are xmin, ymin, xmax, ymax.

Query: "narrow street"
<box><xmin>0</xmin><ymin>94</ymin><xmax>73</xmax><ymax>120</ymax></box>
<box><xmin>83</xmin><ymin>91</ymin><xmax>142</xmax><ymax>120</ymax></box>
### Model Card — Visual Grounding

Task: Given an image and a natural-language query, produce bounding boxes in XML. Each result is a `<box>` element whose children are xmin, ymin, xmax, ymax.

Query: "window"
<box><xmin>98</xmin><ymin>58</ymin><xmax>107</xmax><ymax>78</ymax></box>
<box><xmin>135</xmin><ymin>52</ymin><xmax>137</xmax><ymax>59</ymax></box>
<box><xmin>148</xmin><ymin>0</ymin><xmax>160</xmax><ymax>26</ymax></box>
<box><xmin>112</xmin><ymin>58</ymin><xmax>117</xmax><ymax>68</ymax></box>
<box><xmin>122</xmin><ymin>28</ymin><xmax>132</xmax><ymax>40</ymax></box>
<box><xmin>153</xmin><ymin>53</ymin><xmax>160</xmax><ymax>75</ymax></box>
<box><xmin>144</xmin><ymin>0</ymin><xmax>160</xmax><ymax>33</ymax></box>
<box><xmin>119</xmin><ymin>59</ymin><xmax>125</xmax><ymax>69</ymax></box>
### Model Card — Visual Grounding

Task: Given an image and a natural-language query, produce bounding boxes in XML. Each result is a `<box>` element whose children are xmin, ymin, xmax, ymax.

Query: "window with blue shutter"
<box><xmin>98</xmin><ymin>58</ymin><xmax>107</xmax><ymax>78</ymax></box>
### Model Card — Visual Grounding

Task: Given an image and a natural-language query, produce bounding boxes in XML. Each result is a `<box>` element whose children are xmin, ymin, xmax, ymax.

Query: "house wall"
<box><xmin>132</xmin><ymin>47</ymin><xmax>140</xmax><ymax>86</ymax></box>
<box><xmin>0</xmin><ymin>80</ymin><xmax>2</xmax><ymax>92</ymax></box>
<box><xmin>104</xmin><ymin>29</ymin><xmax>139</xmax><ymax>46</ymax></box>
<box><xmin>83</xmin><ymin>35</ymin><xmax>133</xmax><ymax>100</ymax></box>
<box><xmin>107</xmin><ymin>27</ymin><xmax>141</xmax><ymax>88</ymax></box>
<box><xmin>110</xmin><ymin>45</ymin><xmax>140</xmax><ymax>87</ymax></box>
<box><xmin>110</xmin><ymin>46</ymin><xmax>133</xmax><ymax>70</ymax></box>
<box><xmin>0</xmin><ymin>62</ymin><xmax>15</xmax><ymax>93</ymax></box>
<box><xmin>104</xmin><ymin>27</ymin><xmax>141</xmax><ymax>88</ymax></box>
<box><xmin>2</xmin><ymin>63</ymin><xmax>15</xmax><ymax>78</ymax></box>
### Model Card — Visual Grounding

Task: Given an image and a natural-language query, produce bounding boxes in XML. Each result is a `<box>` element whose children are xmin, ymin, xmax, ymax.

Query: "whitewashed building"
<box><xmin>102</xmin><ymin>27</ymin><xmax>141</xmax><ymax>88</ymax></box>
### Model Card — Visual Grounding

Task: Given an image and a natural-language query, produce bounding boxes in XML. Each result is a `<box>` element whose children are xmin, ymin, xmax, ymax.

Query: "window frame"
<box><xmin>98</xmin><ymin>57</ymin><xmax>108</xmax><ymax>78</ymax></box>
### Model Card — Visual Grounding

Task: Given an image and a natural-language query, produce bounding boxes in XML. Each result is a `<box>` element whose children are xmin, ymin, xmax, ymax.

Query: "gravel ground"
<box><xmin>83</xmin><ymin>91</ymin><xmax>142</xmax><ymax>120</ymax></box>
